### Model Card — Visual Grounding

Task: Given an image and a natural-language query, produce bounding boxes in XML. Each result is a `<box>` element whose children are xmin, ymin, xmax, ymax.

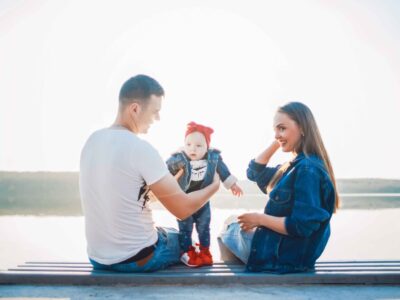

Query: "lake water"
<box><xmin>1</xmin><ymin>208</ymin><xmax>400</xmax><ymax>270</ymax></box>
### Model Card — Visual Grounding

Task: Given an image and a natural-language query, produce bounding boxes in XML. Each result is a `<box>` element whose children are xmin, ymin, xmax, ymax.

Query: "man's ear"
<box><xmin>129</xmin><ymin>102</ymin><xmax>141</xmax><ymax>115</ymax></box>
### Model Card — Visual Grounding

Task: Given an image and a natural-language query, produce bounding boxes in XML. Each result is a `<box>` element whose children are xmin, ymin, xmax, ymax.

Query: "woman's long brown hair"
<box><xmin>266</xmin><ymin>102</ymin><xmax>340</xmax><ymax>212</ymax></box>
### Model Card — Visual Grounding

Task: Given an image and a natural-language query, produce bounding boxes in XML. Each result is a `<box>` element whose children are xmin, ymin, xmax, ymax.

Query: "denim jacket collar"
<box><xmin>290</xmin><ymin>152</ymin><xmax>305</xmax><ymax>166</ymax></box>
<box><xmin>166</xmin><ymin>148</ymin><xmax>230</xmax><ymax>192</ymax></box>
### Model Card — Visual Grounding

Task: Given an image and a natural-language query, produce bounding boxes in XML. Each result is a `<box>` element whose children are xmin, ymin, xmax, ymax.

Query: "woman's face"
<box><xmin>273</xmin><ymin>112</ymin><xmax>303</xmax><ymax>153</ymax></box>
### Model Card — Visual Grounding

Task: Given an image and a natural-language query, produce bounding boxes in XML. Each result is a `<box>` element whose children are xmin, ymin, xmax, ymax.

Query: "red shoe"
<box><xmin>180</xmin><ymin>246</ymin><xmax>202</xmax><ymax>267</ymax></box>
<box><xmin>198</xmin><ymin>244</ymin><xmax>213</xmax><ymax>266</ymax></box>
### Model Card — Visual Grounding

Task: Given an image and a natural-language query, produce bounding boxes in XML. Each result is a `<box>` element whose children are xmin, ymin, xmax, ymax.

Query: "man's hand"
<box><xmin>213</xmin><ymin>172</ymin><xmax>221</xmax><ymax>190</ymax></box>
<box><xmin>149</xmin><ymin>172</ymin><xmax>220</xmax><ymax>220</ymax></box>
<box><xmin>174</xmin><ymin>168</ymin><xmax>184</xmax><ymax>180</ymax></box>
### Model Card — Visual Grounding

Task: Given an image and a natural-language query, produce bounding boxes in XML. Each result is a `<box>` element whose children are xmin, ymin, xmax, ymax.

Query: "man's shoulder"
<box><xmin>89</xmin><ymin>127</ymin><xmax>136</xmax><ymax>140</ymax></box>
<box><xmin>93</xmin><ymin>128</ymin><xmax>159</xmax><ymax>154</ymax></box>
<box><xmin>86</xmin><ymin>127</ymin><xmax>108</xmax><ymax>140</ymax></box>
<box><xmin>83</xmin><ymin>128</ymin><xmax>112</xmax><ymax>149</ymax></box>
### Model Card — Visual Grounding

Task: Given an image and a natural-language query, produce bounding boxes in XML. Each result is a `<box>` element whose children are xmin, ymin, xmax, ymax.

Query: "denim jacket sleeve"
<box><xmin>284</xmin><ymin>166</ymin><xmax>331</xmax><ymax>237</ymax></box>
<box><xmin>165</xmin><ymin>154</ymin><xmax>186</xmax><ymax>176</ymax></box>
<box><xmin>216</xmin><ymin>155</ymin><xmax>231</xmax><ymax>182</ymax></box>
<box><xmin>246</xmin><ymin>159</ymin><xmax>280</xmax><ymax>194</ymax></box>
<box><xmin>216</xmin><ymin>155</ymin><xmax>238</xmax><ymax>189</ymax></box>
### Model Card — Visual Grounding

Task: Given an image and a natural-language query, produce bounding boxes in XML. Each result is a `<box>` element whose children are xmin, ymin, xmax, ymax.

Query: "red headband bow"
<box><xmin>185</xmin><ymin>121</ymin><xmax>214</xmax><ymax>148</ymax></box>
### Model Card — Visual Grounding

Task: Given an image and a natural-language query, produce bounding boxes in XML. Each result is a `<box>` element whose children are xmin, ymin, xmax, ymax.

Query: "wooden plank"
<box><xmin>7</xmin><ymin>268</ymin><xmax>400</xmax><ymax>275</ymax></box>
<box><xmin>317</xmin><ymin>260</ymin><xmax>400</xmax><ymax>264</ymax></box>
<box><xmin>10</xmin><ymin>262</ymin><xmax>400</xmax><ymax>270</ymax></box>
<box><xmin>10</xmin><ymin>268</ymin><xmax>400</xmax><ymax>274</ymax></box>
<box><xmin>23</xmin><ymin>260</ymin><xmax>400</xmax><ymax>265</ymax></box>
<box><xmin>1</xmin><ymin>270</ymin><xmax>400</xmax><ymax>285</ymax></box>
<box><xmin>8</xmin><ymin>262</ymin><xmax>400</xmax><ymax>273</ymax></box>
<box><xmin>11</xmin><ymin>262</ymin><xmax>400</xmax><ymax>269</ymax></box>
<box><xmin>2</xmin><ymin>260</ymin><xmax>400</xmax><ymax>286</ymax></box>
<box><xmin>8</xmin><ymin>266</ymin><xmax>400</xmax><ymax>273</ymax></box>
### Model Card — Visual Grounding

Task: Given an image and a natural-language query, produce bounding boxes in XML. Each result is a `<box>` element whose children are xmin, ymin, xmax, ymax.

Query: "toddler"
<box><xmin>166</xmin><ymin>121</ymin><xmax>243</xmax><ymax>267</ymax></box>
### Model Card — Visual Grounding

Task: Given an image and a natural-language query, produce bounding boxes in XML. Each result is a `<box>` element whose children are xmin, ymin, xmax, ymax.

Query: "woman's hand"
<box><xmin>255</xmin><ymin>140</ymin><xmax>281</xmax><ymax>164</ymax></box>
<box><xmin>271</xmin><ymin>139</ymin><xmax>281</xmax><ymax>150</ymax></box>
<box><xmin>239</xmin><ymin>212</ymin><xmax>289</xmax><ymax>235</ymax></box>
<box><xmin>230</xmin><ymin>183</ymin><xmax>243</xmax><ymax>197</ymax></box>
<box><xmin>238</xmin><ymin>213</ymin><xmax>262</xmax><ymax>231</ymax></box>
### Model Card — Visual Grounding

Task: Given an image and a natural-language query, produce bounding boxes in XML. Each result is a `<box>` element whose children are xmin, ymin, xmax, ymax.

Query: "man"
<box><xmin>79</xmin><ymin>74</ymin><xmax>220</xmax><ymax>272</ymax></box>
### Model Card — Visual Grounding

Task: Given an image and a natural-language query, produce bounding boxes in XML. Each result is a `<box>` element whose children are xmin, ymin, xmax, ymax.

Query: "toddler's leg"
<box><xmin>193</xmin><ymin>202</ymin><xmax>211</xmax><ymax>247</ymax></box>
<box><xmin>178</xmin><ymin>216</ymin><xmax>203</xmax><ymax>267</ymax></box>
<box><xmin>193</xmin><ymin>203</ymin><xmax>213</xmax><ymax>265</ymax></box>
<box><xmin>177</xmin><ymin>216</ymin><xmax>194</xmax><ymax>252</ymax></box>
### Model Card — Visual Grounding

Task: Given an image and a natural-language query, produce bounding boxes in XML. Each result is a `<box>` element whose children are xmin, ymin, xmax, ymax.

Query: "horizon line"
<box><xmin>0</xmin><ymin>170</ymin><xmax>399</xmax><ymax>181</ymax></box>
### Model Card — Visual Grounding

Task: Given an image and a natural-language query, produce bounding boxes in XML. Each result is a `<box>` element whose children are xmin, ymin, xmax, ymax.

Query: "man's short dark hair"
<box><xmin>119</xmin><ymin>74</ymin><xmax>164</xmax><ymax>105</ymax></box>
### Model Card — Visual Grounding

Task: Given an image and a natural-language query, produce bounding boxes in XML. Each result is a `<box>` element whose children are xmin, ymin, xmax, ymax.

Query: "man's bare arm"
<box><xmin>149</xmin><ymin>173</ymin><xmax>220</xmax><ymax>220</ymax></box>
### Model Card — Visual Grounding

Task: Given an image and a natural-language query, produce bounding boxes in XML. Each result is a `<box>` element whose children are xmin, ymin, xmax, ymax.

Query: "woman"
<box><xmin>220</xmin><ymin>102</ymin><xmax>339</xmax><ymax>273</ymax></box>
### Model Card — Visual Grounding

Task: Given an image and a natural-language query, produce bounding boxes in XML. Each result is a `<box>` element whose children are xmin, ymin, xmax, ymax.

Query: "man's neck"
<box><xmin>112</xmin><ymin>117</ymin><xmax>138</xmax><ymax>134</ymax></box>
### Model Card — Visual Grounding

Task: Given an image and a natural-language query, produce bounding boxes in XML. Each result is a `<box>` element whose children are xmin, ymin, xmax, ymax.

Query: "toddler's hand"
<box><xmin>230</xmin><ymin>183</ymin><xmax>243</xmax><ymax>197</ymax></box>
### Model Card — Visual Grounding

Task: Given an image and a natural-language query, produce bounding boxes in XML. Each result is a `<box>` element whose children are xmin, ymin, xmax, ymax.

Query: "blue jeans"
<box><xmin>89</xmin><ymin>227</ymin><xmax>181</xmax><ymax>272</ymax></box>
<box><xmin>219</xmin><ymin>221</ymin><xmax>254</xmax><ymax>264</ymax></box>
<box><xmin>178</xmin><ymin>202</ymin><xmax>211</xmax><ymax>251</ymax></box>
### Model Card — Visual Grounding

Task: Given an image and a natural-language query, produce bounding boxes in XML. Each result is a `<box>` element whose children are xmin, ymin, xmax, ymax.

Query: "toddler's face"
<box><xmin>184</xmin><ymin>132</ymin><xmax>208</xmax><ymax>160</ymax></box>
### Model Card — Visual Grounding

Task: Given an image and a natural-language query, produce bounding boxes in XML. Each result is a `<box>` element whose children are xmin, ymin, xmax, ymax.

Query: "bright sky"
<box><xmin>1</xmin><ymin>0</ymin><xmax>399</xmax><ymax>179</ymax></box>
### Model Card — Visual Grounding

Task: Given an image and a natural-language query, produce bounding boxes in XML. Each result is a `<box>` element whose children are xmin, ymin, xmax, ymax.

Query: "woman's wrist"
<box><xmin>255</xmin><ymin>141</ymin><xmax>280</xmax><ymax>164</ymax></box>
<box><xmin>270</xmin><ymin>140</ymin><xmax>280</xmax><ymax>151</ymax></box>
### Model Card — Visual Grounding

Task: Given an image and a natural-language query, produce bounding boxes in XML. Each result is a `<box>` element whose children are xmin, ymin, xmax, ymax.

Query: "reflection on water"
<box><xmin>151</xmin><ymin>194</ymin><xmax>400</xmax><ymax>210</ymax></box>
<box><xmin>1</xmin><ymin>192</ymin><xmax>400</xmax><ymax>215</ymax></box>
<box><xmin>1</xmin><ymin>208</ymin><xmax>400</xmax><ymax>270</ymax></box>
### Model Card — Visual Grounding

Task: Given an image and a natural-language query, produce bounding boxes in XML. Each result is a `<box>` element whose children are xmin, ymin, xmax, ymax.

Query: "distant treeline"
<box><xmin>1</xmin><ymin>172</ymin><xmax>400</xmax><ymax>215</ymax></box>
<box><xmin>0</xmin><ymin>172</ymin><xmax>80</xmax><ymax>215</ymax></box>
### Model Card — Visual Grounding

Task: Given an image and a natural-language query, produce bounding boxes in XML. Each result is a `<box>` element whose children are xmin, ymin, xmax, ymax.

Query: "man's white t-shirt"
<box><xmin>79</xmin><ymin>127</ymin><xmax>168</xmax><ymax>265</ymax></box>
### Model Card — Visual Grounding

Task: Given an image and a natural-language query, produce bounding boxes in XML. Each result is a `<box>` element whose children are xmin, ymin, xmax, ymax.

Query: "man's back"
<box><xmin>79</xmin><ymin>127</ymin><xmax>167</xmax><ymax>265</ymax></box>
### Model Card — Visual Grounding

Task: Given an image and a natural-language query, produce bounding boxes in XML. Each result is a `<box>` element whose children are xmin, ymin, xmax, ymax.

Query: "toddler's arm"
<box><xmin>216</xmin><ymin>155</ymin><xmax>242</xmax><ymax>196</ymax></box>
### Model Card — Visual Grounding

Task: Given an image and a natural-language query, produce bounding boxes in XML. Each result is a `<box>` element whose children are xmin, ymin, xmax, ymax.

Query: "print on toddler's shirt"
<box><xmin>190</xmin><ymin>160</ymin><xmax>207</xmax><ymax>181</ymax></box>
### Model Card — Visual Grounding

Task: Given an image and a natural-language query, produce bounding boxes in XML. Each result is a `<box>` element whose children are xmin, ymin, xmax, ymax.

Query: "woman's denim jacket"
<box><xmin>246</xmin><ymin>153</ymin><xmax>335</xmax><ymax>273</ymax></box>
<box><xmin>166</xmin><ymin>148</ymin><xmax>237</xmax><ymax>191</ymax></box>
